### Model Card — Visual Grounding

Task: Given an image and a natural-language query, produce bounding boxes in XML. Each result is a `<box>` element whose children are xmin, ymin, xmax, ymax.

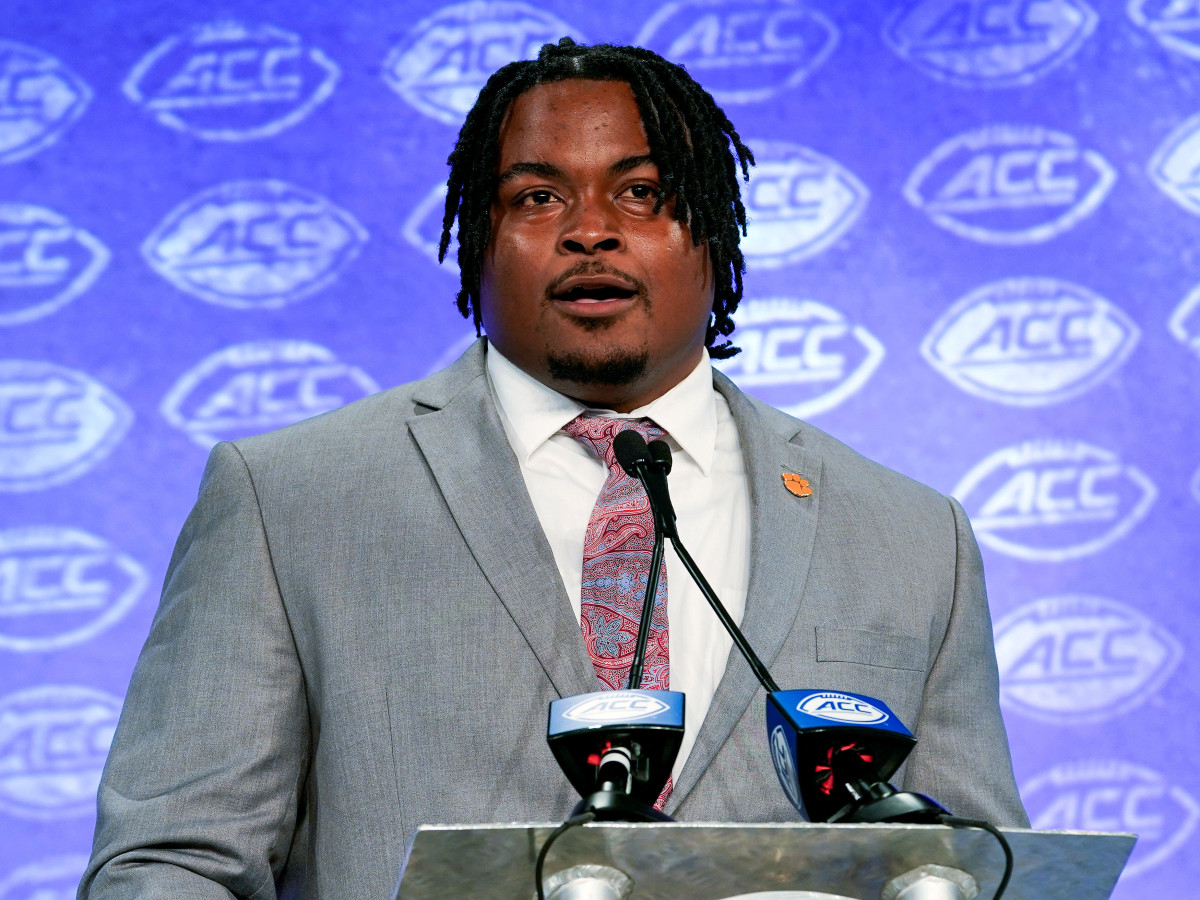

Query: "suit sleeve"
<box><xmin>899</xmin><ymin>496</ymin><xmax>1030</xmax><ymax>828</ymax></box>
<box><xmin>79</xmin><ymin>442</ymin><xmax>309</xmax><ymax>899</ymax></box>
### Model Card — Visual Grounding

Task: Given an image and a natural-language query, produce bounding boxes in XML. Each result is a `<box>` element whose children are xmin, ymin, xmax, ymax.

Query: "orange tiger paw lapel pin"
<box><xmin>782</xmin><ymin>473</ymin><xmax>812</xmax><ymax>497</ymax></box>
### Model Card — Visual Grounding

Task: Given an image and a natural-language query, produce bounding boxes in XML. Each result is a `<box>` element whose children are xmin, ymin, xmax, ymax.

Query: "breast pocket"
<box><xmin>815</xmin><ymin>626</ymin><xmax>928</xmax><ymax>672</ymax></box>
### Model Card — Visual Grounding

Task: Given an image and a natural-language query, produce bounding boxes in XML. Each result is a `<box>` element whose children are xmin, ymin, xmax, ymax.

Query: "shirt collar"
<box><xmin>485</xmin><ymin>344</ymin><xmax>719</xmax><ymax>476</ymax></box>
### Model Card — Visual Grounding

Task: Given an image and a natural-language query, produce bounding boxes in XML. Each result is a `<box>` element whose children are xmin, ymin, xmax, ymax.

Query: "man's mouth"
<box><xmin>551</xmin><ymin>275</ymin><xmax>640</xmax><ymax>306</ymax></box>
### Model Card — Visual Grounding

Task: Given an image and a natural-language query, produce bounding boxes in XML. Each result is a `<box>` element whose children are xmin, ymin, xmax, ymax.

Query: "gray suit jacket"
<box><xmin>81</xmin><ymin>341</ymin><xmax>1027</xmax><ymax>900</ymax></box>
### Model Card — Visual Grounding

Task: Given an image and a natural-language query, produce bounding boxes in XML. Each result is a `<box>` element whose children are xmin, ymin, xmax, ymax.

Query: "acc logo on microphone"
<box><xmin>715</xmin><ymin>298</ymin><xmax>884</xmax><ymax>419</ymax></box>
<box><xmin>884</xmin><ymin>0</ymin><xmax>1097</xmax><ymax>88</ymax></box>
<box><xmin>741</xmin><ymin>141</ymin><xmax>868</xmax><ymax>268</ymax></box>
<box><xmin>384</xmin><ymin>1</ymin><xmax>585</xmax><ymax>125</ymax></box>
<box><xmin>0</xmin><ymin>41</ymin><xmax>91</xmax><ymax>165</ymax></box>
<box><xmin>142</xmin><ymin>180</ymin><xmax>368</xmax><ymax>309</ymax></box>
<box><xmin>0</xmin><ymin>528</ymin><xmax>147</xmax><ymax>654</ymax></box>
<box><xmin>769</xmin><ymin>723</ymin><xmax>801</xmax><ymax>809</ymax></box>
<box><xmin>954</xmin><ymin>440</ymin><xmax>1156</xmax><ymax>562</ymax></box>
<box><xmin>0</xmin><ymin>854</ymin><xmax>89</xmax><ymax>900</ymax></box>
<box><xmin>797</xmin><ymin>692</ymin><xmax>889</xmax><ymax>725</ymax></box>
<box><xmin>1024</xmin><ymin>760</ymin><xmax>1200</xmax><ymax>876</ymax></box>
<box><xmin>635</xmin><ymin>0</ymin><xmax>839</xmax><ymax>104</ymax></box>
<box><xmin>1129</xmin><ymin>0</ymin><xmax>1200</xmax><ymax>61</ymax></box>
<box><xmin>921</xmin><ymin>278</ymin><xmax>1138</xmax><ymax>406</ymax></box>
<box><xmin>995</xmin><ymin>596</ymin><xmax>1182</xmax><ymax>724</ymax></box>
<box><xmin>0</xmin><ymin>685</ymin><xmax>121</xmax><ymax>820</ymax></box>
<box><xmin>162</xmin><ymin>340</ymin><xmax>380</xmax><ymax>448</ymax></box>
<box><xmin>905</xmin><ymin>125</ymin><xmax>1115</xmax><ymax>245</ymax></box>
<box><xmin>1169</xmin><ymin>284</ymin><xmax>1200</xmax><ymax>359</ymax></box>
<box><xmin>0</xmin><ymin>361</ymin><xmax>132</xmax><ymax>493</ymax></box>
<box><xmin>123</xmin><ymin>22</ymin><xmax>340</xmax><ymax>142</ymax></box>
<box><xmin>0</xmin><ymin>204</ymin><xmax>110</xmax><ymax>327</ymax></box>
<box><xmin>561</xmin><ymin>692</ymin><xmax>670</xmax><ymax>724</ymax></box>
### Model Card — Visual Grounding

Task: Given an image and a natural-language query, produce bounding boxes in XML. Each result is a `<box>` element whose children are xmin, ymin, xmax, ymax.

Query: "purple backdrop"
<box><xmin>1</xmin><ymin>0</ymin><xmax>1198</xmax><ymax>896</ymax></box>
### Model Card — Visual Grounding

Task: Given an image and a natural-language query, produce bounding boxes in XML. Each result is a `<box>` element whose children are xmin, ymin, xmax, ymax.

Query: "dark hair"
<box><xmin>437</xmin><ymin>37</ymin><xmax>754</xmax><ymax>359</ymax></box>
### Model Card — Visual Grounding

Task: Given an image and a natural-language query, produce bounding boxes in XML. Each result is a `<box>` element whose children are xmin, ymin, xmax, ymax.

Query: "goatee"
<box><xmin>546</xmin><ymin>350</ymin><xmax>649</xmax><ymax>387</ymax></box>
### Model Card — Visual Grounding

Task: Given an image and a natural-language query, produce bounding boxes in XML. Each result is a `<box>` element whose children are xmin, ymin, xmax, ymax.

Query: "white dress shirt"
<box><xmin>485</xmin><ymin>345</ymin><xmax>751</xmax><ymax>779</ymax></box>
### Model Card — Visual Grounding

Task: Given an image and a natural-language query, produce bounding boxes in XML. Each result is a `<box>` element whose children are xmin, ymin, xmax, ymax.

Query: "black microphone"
<box><xmin>613</xmin><ymin>430</ymin><xmax>677</xmax><ymax>538</ymax></box>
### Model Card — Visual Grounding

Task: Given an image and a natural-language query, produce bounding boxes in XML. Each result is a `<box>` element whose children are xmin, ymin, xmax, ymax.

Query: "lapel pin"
<box><xmin>782</xmin><ymin>473</ymin><xmax>812</xmax><ymax>498</ymax></box>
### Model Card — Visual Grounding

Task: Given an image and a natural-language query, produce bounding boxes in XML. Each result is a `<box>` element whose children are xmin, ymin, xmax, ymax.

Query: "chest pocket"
<box><xmin>816</xmin><ymin>626</ymin><xmax>928</xmax><ymax>672</ymax></box>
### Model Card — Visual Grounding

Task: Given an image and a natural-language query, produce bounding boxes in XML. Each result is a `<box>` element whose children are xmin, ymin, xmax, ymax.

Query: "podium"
<box><xmin>394</xmin><ymin>822</ymin><xmax>1134</xmax><ymax>900</ymax></box>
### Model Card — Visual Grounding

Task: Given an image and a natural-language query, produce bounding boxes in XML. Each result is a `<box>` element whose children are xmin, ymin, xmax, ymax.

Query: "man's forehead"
<box><xmin>496</xmin><ymin>78</ymin><xmax>650</xmax><ymax>159</ymax></box>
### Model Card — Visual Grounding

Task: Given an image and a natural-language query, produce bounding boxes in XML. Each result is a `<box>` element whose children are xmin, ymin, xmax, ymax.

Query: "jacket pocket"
<box><xmin>816</xmin><ymin>626</ymin><xmax>927</xmax><ymax>672</ymax></box>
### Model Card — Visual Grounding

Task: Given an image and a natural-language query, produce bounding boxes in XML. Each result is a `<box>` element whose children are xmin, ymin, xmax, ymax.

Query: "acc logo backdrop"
<box><xmin>884</xmin><ymin>0</ymin><xmax>1098</xmax><ymax>88</ymax></box>
<box><xmin>384</xmin><ymin>1</ymin><xmax>585</xmax><ymax>125</ymax></box>
<box><xmin>142</xmin><ymin>180</ymin><xmax>368</xmax><ymax>309</ymax></box>
<box><xmin>0</xmin><ymin>855</ymin><xmax>89</xmax><ymax>900</ymax></box>
<box><xmin>0</xmin><ymin>361</ymin><xmax>132</xmax><ymax>492</ymax></box>
<box><xmin>1129</xmin><ymin>0</ymin><xmax>1200</xmax><ymax>61</ymax></box>
<box><xmin>162</xmin><ymin>340</ymin><xmax>380</xmax><ymax>448</ymax></box>
<box><xmin>904</xmin><ymin>124</ymin><xmax>1115</xmax><ymax>245</ymax></box>
<box><xmin>1024</xmin><ymin>760</ymin><xmax>1200</xmax><ymax>876</ymax></box>
<box><xmin>0</xmin><ymin>528</ymin><xmax>147</xmax><ymax>654</ymax></box>
<box><xmin>1170</xmin><ymin>284</ymin><xmax>1200</xmax><ymax>359</ymax></box>
<box><xmin>123</xmin><ymin>22</ymin><xmax>340</xmax><ymax>142</ymax></box>
<box><xmin>715</xmin><ymin>298</ymin><xmax>884</xmax><ymax>419</ymax></box>
<box><xmin>741</xmin><ymin>141</ymin><xmax>868</xmax><ymax>268</ymax></box>
<box><xmin>0</xmin><ymin>203</ymin><xmax>109</xmax><ymax>327</ymax></box>
<box><xmin>954</xmin><ymin>439</ymin><xmax>1156</xmax><ymax>561</ymax></box>
<box><xmin>0</xmin><ymin>685</ymin><xmax>120</xmax><ymax>820</ymax></box>
<box><xmin>0</xmin><ymin>41</ymin><xmax>91</xmax><ymax>165</ymax></box>
<box><xmin>921</xmin><ymin>278</ymin><xmax>1138</xmax><ymax>406</ymax></box>
<box><xmin>635</xmin><ymin>0</ymin><xmax>839</xmax><ymax>104</ymax></box>
<box><xmin>994</xmin><ymin>595</ymin><xmax>1182</xmax><ymax>724</ymax></box>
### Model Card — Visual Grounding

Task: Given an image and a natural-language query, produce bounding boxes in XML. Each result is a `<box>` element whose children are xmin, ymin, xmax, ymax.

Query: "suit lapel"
<box><xmin>407</xmin><ymin>349</ymin><xmax>597</xmax><ymax>701</ymax></box>
<box><xmin>668</xmin><ymin>375</ymin><xmax>823</xmax><ymax>812</ymax></box>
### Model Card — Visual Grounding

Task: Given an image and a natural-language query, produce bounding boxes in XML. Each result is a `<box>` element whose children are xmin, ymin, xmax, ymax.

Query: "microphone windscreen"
<box><xmin>613</xmin><ymin>428</ymin><xmax>650</xmax><ymax>477</ymax></box>
<box><xmin>648</xmin><ymin>439</ymin><xmax>672</xmax><ymax>475</ymax></box>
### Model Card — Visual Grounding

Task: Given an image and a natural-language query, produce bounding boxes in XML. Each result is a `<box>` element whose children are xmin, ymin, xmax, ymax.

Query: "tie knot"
<box><xmin>563</xmin><ymin>414</ymin><xmax>665</xmax><ymax>473</ymax></box>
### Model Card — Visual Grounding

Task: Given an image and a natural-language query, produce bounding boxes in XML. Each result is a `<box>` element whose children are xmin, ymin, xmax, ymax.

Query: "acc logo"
<box><xmin>715</xmin><ymin>298</ymin><xmax>884</xmax><ymax>419</ymax></box>
<box><xmin>922</xmin><ymin>278</ymin><xmax>1138</xmax><ymax>406</ymax></box>
<box><xmin>0</xmin><ymin>204</ymin><xmax>110</xmax><ymax>327</ymax></box>
<box><xmin>1147</xmin><ymin>111</ymin><xmax>1200</xmax><ymax>216</ymax></box>
<box><xmin>0</xmin><ymin>685</ymin><xmax>120</xmax><ymax>820</ymax></box>
<box><xmin>1129</xmin><ymin>0</ymin><xmax>1200</xmax><ymax>61</ymax></box>
<box><xmin>995</xmin><ymin>595</ymin><xmax>1182</xmax><ymax>724</ymax></box>
<box><xmin>0</xmin><ymin>361</ymin><xmax>132</xmax><ymax>493</ymax></box>
<box><xmin>0</xmin><ymin>528</ymin><xmax>147</xmax><ymax>654</ymax></box>
<box><xmin>769</xmin><ymin>724</ymin><xmax>801</xmax><ymax>809</ymax></box>
<box><xmin>123</xmin><ymin>22</ymin><xmax>340</xmax><ymax>142</ymax></box>
<box><xmin>797</xmin><ymin>692</ymin><xmax>889</xmax><ymax>725</ymax></box>
<box><xmin>884</xmin><ymin>0</ymin><xmax>1098</xmax><ymax>88</ymax></box>
<box><xmin>562</xmin><ymin>692</ymin><xmax>669</xmax><ymax>724</ymax></box>
<box><xmin>162</xmin><ymin>340</ymin><xmax>379</xmax><ymax>448</ymax></box>
<box><xmin>741</xmin><ymin>141</ymin><xmax>868</xmax><ymax>268</ymax></box>
<box><xmin>0</xmin><ymin>41</ymin><xmax>91</xmax><ymax>165</ymax></box>
<box><xmin>635</xmin><ymin>0</ymin><xmax>839</xmax><ymax>104</ymax></box>
<box><xmin>954</xmin><ymin>440</ymin><xmax>1156</xmax><ymax>562</ymax></box>
<box><xmin>0</xmin><ymin>854</ymin><xmax>89</xmax><ymax>899</ymax></box>
<box><xmin>1169</xmin><ymin>283</ymin><xmax>1200</xmax><ymax>359</ymax></box>
<box><xmin>384</xmin><ymin>1</ymin><xmax>585</xmax><ymax>125</ymax></box>
<box><xmin>403</xmin><ymin>182</ymin><xmax>457</xmax><ymax>270</ymax></box>
<box><xmin>142</xmin><ymin>180</ymin><xmax>368</xmax><ymax>309</ymax></box>
<box><xmin>905</xmin><ymin>125</ymin><xmax>1115</xmax><ymax>245</ymax></box>
<box><xmin>1024</xmin><ymin>760</ymin><xmax>1200</xmax><ymax>876</ymax></box>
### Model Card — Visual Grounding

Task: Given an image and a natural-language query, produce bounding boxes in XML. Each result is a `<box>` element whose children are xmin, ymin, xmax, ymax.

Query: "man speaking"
<box><xmin>81</xmin><ymin>39</ymin><xmax>1027</xmax><ymax>899</ymax></box>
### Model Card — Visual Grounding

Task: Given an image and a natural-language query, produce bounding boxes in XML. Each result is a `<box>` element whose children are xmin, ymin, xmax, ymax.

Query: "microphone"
<box><xmin>613</xmin><ymin>430</ymin><xmax>677</xmax><ymax>538</ymax></box>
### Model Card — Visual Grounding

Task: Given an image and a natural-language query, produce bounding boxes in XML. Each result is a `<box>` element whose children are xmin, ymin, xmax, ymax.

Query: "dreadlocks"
<box><xmin>438</xmin><ymin>37</ymin><xmax>754</xmax><ymax>359</ymax></box>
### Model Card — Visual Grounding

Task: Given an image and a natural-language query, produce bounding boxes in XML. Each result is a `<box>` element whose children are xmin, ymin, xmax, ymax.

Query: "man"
<box><xmin>81</xmin><ymin>39</ymin><xmax>1026</xmax><ymax>900</ymax></box>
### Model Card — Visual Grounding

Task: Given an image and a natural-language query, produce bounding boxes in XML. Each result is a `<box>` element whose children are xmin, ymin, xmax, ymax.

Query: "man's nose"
<box><xmin>560</xmin><ymin>199</ymin><xmax>623</xmax><ymax>254</ymax></box>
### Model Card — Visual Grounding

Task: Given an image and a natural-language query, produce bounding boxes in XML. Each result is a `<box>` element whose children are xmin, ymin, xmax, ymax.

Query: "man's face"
<box><xmin>480</xmin><ymin>78</ymin><xmax>714</xmax><ymax>412</ymax></box>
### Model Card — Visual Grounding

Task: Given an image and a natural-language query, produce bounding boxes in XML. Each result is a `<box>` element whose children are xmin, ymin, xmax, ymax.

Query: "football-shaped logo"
<box><xmin>142</xmin><ymin>180</ymin><xmax>368</xmax><ymax>308</ymax></box>
<box><xmin>0</xmin><ymin>855</ymin><xmax>90</xmax><ymax>899</ymax></box>
<box><xmin>715</xmin><ymin>298</ymin><xmax>884</xmax><ymax>419</ymax></box>
<box><xmin>995</xmin><ymin>595</ymin><xmax>1182</xmax><ymax>723</ymax></box>
<box><xmin>884</xmin><ymin>0</ymin><xmax>1098</xmax><ymax>88</ymax></box>
<box><xmin>921</xmin><ymin>278</ymin><xmax>1139</xmax><ymax>406</ymax></box>
<box><xmin>1148</xmin><ymin>110</ymin><xmax>1200</xmax><ymax>217</ymax></box>
<box><xmin>740</xmin><ymin>141</ymin><xmax>868</xmax><ymax>268</ymax></box>
<box><xmin>0</xmin><ymin>361</ymin><xmax>133</xmax><ymax>492</ymax></box>
<box><xmin>797</xmin><ymin>691</ymin><xmax>889</xmax><ymax>725</ymax></box>
<box><xmin>0</xmin><ymin>41</ymin><xmax>91</xmax><ymax>164</ymax></box>
<box><xmin>1169</xmin><ymin>283</ymin><xmax>1200</xmax><ymax>359</ymax></box>
<box><xmin>954</xmin><ymin>439</ymin><xmax>1156</xmax><ymax>562</ymax></box>
<box><xmin>123</xmin><ymin>22</ymin><xmax>340</xmax><ymax>141</ymax></box>
<box><xmin>636</xmin><ymin>0</ymin><xmax>839</xmax><ymax>104</ymax></box>
<box><xmin>905</xmin><ymin>125</ymin><xmax>1115</xmax><ymax>244</ymax></box>
<box><xmin>1129</xmin><ymin>0</ymin><xmax>1200</xmax><ymax>62</ymax></box>
<box><xmin>562</xmin><ymin>692</ymin><xmax>670</xmax><ymax>724</ymax></box>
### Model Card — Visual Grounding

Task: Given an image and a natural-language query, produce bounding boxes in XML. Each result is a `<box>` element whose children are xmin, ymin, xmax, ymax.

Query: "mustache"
<box><xmin>544</xmin><ymin>261</ymin><xmax>648</xmax><ymax>299</ymax></box>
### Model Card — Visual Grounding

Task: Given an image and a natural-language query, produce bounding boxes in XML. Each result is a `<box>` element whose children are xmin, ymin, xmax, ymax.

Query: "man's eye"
<box><xmin>521</xmin><ymin>190</ymin><xmax>557</xmax><ymax>206</ymax></box>
<box><xmin>625</xmin><ymin>184</ymin><xmax>660</xmax><ymax>200</ymax></box>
